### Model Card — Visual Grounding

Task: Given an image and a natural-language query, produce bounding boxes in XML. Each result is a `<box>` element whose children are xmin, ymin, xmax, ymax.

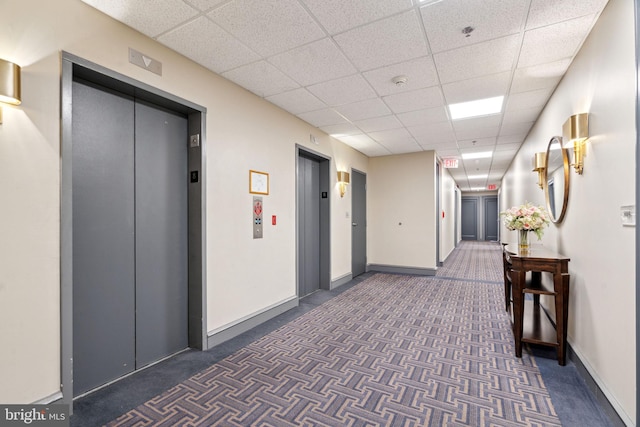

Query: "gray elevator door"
<box><xmin>298</xmin><ymin>156</ymin><xmax>320</xmax><ymax>297</ymax></box>
<box><xmin>135</xmin><ymin>100</ymin><xmax>188</xmax><ymax>367</ymax></box>
<box><xmin>351</xmin><ymin>170</ymin><xmax>366</xmax><ymax>277</ymax></box>
<box><xmin>72</xmin><ymin>80</ymin><xmax>188</xmax><ymax>396</ymax></box>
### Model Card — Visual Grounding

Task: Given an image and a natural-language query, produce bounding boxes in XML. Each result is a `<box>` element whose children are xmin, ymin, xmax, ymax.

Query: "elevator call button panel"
<box><xmin>253</xmin><ymin>197</ymin><xmax>263</xmax><ymax>239</ymax></box>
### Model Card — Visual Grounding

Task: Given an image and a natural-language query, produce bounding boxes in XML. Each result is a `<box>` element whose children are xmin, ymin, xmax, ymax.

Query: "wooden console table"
<box><xmin>503</xmin><ymin>244</ymin><xmax>570</xmax><ymax>365</ymax></box>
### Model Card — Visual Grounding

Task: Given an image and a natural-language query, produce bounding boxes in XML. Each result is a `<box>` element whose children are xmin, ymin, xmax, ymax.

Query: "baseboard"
<box><xmin>367</xmin><ymin>264</ymin><xmax>437</xmax><ymax>276</ymax></box>
<box><xmin>207</xmin><ymin>297</ymin><xmax>298</xmax><ymax>348</ymax></box>
<box><xmin>568</xmin><ymin>345</ymin><xmax>631</xmax><ymax>427</ymax></box>
<box><xmin>33</xmin><ymin>391</ymin><xmax>63</xmax><ymax>404</ymax></box>
<box><xmin>331</xmin><ymin>273</ymin><xmax>352</xmax><ymax>290</ymax></box>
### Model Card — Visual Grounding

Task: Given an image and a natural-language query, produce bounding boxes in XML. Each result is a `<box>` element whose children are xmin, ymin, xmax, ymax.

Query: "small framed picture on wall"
<box><xmin>249</xmin><ymin>170</ymin><xmax>269</xmax><ymax>195</ymax></box>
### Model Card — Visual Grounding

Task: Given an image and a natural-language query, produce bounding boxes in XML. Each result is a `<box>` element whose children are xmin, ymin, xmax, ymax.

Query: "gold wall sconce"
<box><xmin>0</xmin><ymin>58</ymin><xmax>21</xmax><ymax>125</ymax></box>
<box><xmin>562</xmin><ymin>113</ymin><xmax>589</xmax><ymax>174</ymax></box>
<box><xmin>532</xmin><ymin>152</ymin><xmax>546</xmax><ymax>189</ymax></box>
<box><xmin>337</xmin><ymin>171</ymin><xmax>350</xmax><ymax>198</ymax></box>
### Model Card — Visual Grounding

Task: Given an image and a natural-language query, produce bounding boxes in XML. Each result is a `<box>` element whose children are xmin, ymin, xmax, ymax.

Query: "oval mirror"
<box><xmin>543</xmin><ymin>136</ymin><xmax>570</xmax><ymax>223</ymax></box>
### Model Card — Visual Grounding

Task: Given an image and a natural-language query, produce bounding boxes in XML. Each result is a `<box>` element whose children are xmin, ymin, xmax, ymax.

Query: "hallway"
<box><xmin>72</xmin><ymin>242</ymin><xmax>614</xmax><ymax>426</ymax></box>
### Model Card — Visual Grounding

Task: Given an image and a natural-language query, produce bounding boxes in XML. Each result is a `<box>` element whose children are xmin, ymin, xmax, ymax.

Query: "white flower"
<box><xmin>500</xmin><ymin>202</ymin><xmax>550</xmax><ymax>239</ymax></box>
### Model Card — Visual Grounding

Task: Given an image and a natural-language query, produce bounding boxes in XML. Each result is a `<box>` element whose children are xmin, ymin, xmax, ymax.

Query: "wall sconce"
<box><xmin>0</xmin><ymin>58</ymin><xmax>21</xmax><ymax>125</ymax></box>
<box><xmin>337</xmin><ymin>171</ymin><xmax>350</xmax><ymax>198</ymax></box>
<box><xmin>562</xmin><ymin>113</ymin><xmax>589</xmax><ymax>174</ymax></box>
<box><xmin>532</xmin><ymin>152</ymin><xmax>546</xmax><ymax>189</ymax></box>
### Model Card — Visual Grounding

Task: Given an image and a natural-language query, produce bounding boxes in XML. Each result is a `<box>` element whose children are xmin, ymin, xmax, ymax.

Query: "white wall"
<box><xmin>0</xmin><ymin>0</ymin><xmax>367</xmax><ymax>403</ymax></box>
<box><xmin>368</xmin><ymin>151</ymin><xmax>437</xmax><ymax>270</ymax></box>
<box><xmin>440</xmin><ymin>168</ymin><xmax>458</xmax><ymax>261</ymax></box>
<box><xmin>500</xmin><ymin>0</ymin><xmax>636</xmax><ymax>423</ymax></box>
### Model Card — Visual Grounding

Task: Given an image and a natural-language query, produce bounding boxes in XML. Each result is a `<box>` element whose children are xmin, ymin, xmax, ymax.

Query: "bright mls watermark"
<box><xmin>0</xmin><ymin>405</ymin><xmax>68</xmax><ymax>427</ymax></box>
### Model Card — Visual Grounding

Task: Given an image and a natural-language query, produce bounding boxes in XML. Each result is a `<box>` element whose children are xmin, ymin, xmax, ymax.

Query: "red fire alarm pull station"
<box><xmin>442</xmin><ymin>211</ymin><xmax>445</xmax><ymax>219</ymax></box>
<box><xmin>272</xmin><ymin>215</ymin><xmax>277</xmax><ymax>225</ymax></box>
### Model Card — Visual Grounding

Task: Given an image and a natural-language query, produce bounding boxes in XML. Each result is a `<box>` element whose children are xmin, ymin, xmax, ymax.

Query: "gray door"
<box><xmin>483</xmin><ymin>196</ymin><xmax>499</xmax><ymax>241</ymax></box>
<box><xmin>461</xmin><ymin>197</ymin><xmax>478</xmax><ymax>240</ymax></box>
<box><xmin>351</xmin><ymin>170</ymin><xmax>366</xmax><ymax>277</ymax></box>
<box><xmin>72</xmin><ymin>81</ymin><xmax>136</xmax><ymax>395</ymax></box>
<box><xmin>72</xmin><ymin>81</ymin><xmax>188</xmax><ymax>396</ymax></box>
<box><xmin>134</xmin><ymin>100</ymin><xmax>188</xmax><ymax>367</ymax></box>
<box><xmin>298</xmin><ymin>156</ymin><xmax>320</xmax><ymax>297</ymax></box>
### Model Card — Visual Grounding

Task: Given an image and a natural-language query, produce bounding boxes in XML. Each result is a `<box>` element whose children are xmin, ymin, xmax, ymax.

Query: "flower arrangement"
<box><xmin>500</xmin><ymin>202</ymin><xmax>550</xmax><ymax>240</ymax></box>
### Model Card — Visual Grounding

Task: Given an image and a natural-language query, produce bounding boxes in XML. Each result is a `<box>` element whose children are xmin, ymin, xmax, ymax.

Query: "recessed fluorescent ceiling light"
<box><xmin>419</xmin><ymin>0</ymin><xmax>444</xmax><ymax>4</ymax></box>
<box><xmin>467</xmin><ymin>174</ymin><xmax>488</xmax><ymax>180</ymax></box>
<box><xmin>470</xmin><ymin>187</ymin><xmax>486</xmax><ymax>191</ymax></box>
<box><xmin>449</xmin><ymin>96</ymin><xmax>504</xmax><ymax>120</ymax></box>
<box><xmin>461</xmin><ymin>151</ymin><xmax>492</xmax><ymax>160</ymax></box>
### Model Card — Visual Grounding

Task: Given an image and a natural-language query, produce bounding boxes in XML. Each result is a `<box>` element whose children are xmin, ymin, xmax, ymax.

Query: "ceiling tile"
<box><xmin>334</xmin><ymin>98</ymin><xmax>391</xmax><ymax>122</ymax></box>
<box><xmin>407</xmin><ymin>121</ymin><xmax>454</xmax><ymax>138</ymax></box>
<box><xmin>184</xmin><ymin>0</ymin><xmax>228</xmax><ymax>12</ymax></box>
<box><xmin>336</xmin><ymin>133</ymin><xmax>375</xmax><ymax>146</ymax></box>
<box><xmin>158</xmin><ymin>16</ymin><xmax>260</xmax><ymax>73</ymax></box>
<box><xmin>89</xmin><ymin>0</ymin><xmax>608</xmax><ymax>192</ymax></box>
<box><xmin>307</xmin><ymin>74</ymin><xmax>377</xmax><ymax>106</ymax></box>
<box><xmin>369</xmin><ymin>127</ymin><xmax>413</xmax><ymax>143</ymax></box>
<box><xmin>498</xmin><ymin>131</ymin><xmax>528</xmax><ymax>144</ymax></box>
<box><xmin>320</xmin><ymin>123</ymin><xmax>362</xmax><ymax>137</ymax></box>
<box><xmin>423</xmin><ymin>142</ymin><xmax>457</xmax><ymax>152</ymax></box>
<box><xmin>269</xmin><ymin>38</ymin><xmax>356</xmax><ymax>86</ymax></box>
<box><xmin>526</xmin><ymin>0</ymin><xmax>609</xmax><ymax>30</ymax></box>
<box><xmin>495</xmin><ymin>142</ymin><xmax>522</xmax><ymax>151</ymax></box>
<box><xmin>497</xmin><ymin>135</ymin><xmax>526</xmax><ymax>145</ymax></box>
<box><xmin>362</xmin><ymin>56</ymin><xmax>439</xmax><ymax>97</ymax></box>
<box><xmin>300</xmin><ymin>0</ymin><xmax>413</xmax><ymax>35</ymax></box>
<box><xmin>454</xmin><ymin>125</ymin><xmax>500</xmax><ymax>140</ymax></box>
<box><xmin>421</xmin><ymin>0</ymin><xmax>529</xmax><ymax>53</ymax></box>
<box><xmin>500</xmin><ymin>121</ymin><xmax>534</xmax><ymax>137</ymax></box>
<box><xmin>334</xmin><ymin>10</ymin><xmax>429</xmax><ymax>71</ymax></box>
<box><xmin>298</xmin><ymin>108</ymin><xmax>348</xmax><ymax>127</ymax></box>
<box><xmin>442</xmin><ymin>71</ymin><xmax>511</xmax><ymax>105</ymax></box>
<box><xmin>397</xmin><ymin>106</ymin><xmax>449</xmax><ymax>127</ymax></box>
<box><xmin>412</xmin><ymin>122</ymin><xmax>456</xmax><ymax>139</ymax></box>
<box><xmin>359</xmin><ymin>145</ymin><xmax>393</xmax><ymax>157</ymax></box>
<box><xmin>207</xmin><ymin>0</ymin><xmax>325</xmax><ymax>57</ymax></box>
<box><xmin>434</xmin><ymin>35</ymin><xmax>521</xmax><ymax>84</ymax></box>
<box><xmin>265</xmin><ymin>88</ymin><xmax>326</xmax><ymax>114</ymax></box>
<box><xmin>222</xmin><ymin>61</ymin><xmax>300</xmax><ymax>97</ymax></box>
<box><xmin>435</xmin><ymin>148</ymin><xmax>461</xmax><ymax>157</ymax></box>
<box><xmin>457</xmin><ymin>137</ymin><xmax>496</xmax><ymax>149</ymax></box>
<box><xmin>383</xmin><ymin>86</ymin><xmax>444</xmax><ymax>114</ymax></box>
<box><xmin>82</xmin><ymin>0</ymin><xmax>199</xmax><ymax>37</ymax></box>
<box><xmin>511</xmin><ymin>59</ymin><xmax>570</xmax><ymax>93</ymax></box>
<box><xmin>506</xmin><ymin>87</ymin><xmax>553</xmax><ymax>110</ymax></box>
<box><xmin>518</xmin><ymin>15</ymin><xmax>597</xmax><ymax>68</ymax></box>
<box><xmin>354</xmin><ymin>115</ymin><xmax>403</xmax><ymax>133</ymax></box>
<box><xmin>452</xmin><ymin>115</ymin><xmax>502</xmax><ymax>133</ymax></box>
<box><xmin>503</xmin><ymin>106</ymin><xmax>542</xmax><ymax>125</ymax></box>
<box><xmin>386</xmin><ymin>142</ymin><xmax>423</xmax><ymax>154</ymax></box>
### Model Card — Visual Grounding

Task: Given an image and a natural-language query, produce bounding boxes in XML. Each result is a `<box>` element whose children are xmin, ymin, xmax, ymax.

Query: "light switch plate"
<box><xmin>621</xmin><ymin>205</ymin><xmax>635</xmax><ymax>226</ymax></box>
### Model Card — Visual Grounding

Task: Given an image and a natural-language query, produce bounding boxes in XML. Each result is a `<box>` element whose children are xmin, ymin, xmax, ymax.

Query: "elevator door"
<box><xmin>297</xmin><ymin>156</ymin><xmax>321</xmax><ymax>297</ymax></box>
<box><xmin>72</xmin><ymin>80</ymin><xmax>188</xmax><ymax>396</ymax></box>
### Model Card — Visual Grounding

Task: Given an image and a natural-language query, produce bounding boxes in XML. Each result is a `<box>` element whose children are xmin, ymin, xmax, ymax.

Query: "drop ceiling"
<box><xmin>80</xmin><ymin>0</ymin><xmax>609</xmax><ymax>191</ymax></box>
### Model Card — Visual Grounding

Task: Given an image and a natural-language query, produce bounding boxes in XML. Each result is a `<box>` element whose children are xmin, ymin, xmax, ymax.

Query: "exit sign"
<box><xmin>443</xmin><ymin>158</ymin><xmax>459</xmax><ymax>168</ymax></box>
<box><xmin>487</xmin><ymin>184</ymin><xmax>497</xmax><ymax>190</ymax></box>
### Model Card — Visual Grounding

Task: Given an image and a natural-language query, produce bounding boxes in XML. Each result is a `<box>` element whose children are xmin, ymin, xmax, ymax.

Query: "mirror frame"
<box><xmin>543</xmin><ymin>135</ymin><xmax>570</xmax><ymax>223</ymax></box>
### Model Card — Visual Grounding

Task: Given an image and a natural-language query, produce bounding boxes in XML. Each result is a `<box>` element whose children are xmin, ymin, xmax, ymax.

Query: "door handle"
<box><xmin>352</xmin><ymin>222</ymin><xmax>358</xmax><ymax>226</ymax></box>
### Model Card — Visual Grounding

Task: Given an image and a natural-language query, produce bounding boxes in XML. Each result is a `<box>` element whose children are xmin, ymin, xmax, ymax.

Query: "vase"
<box><xmin>518</xmin><ymin>229</ymin><xmax>530</xmax><ymax>251</ymax></box>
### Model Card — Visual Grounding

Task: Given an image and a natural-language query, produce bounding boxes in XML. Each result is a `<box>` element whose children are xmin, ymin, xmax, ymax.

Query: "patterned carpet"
<box><xmin>106</xmin><ymin>242</ymin><xmax>559</xmax><ymax>426</ymax></box>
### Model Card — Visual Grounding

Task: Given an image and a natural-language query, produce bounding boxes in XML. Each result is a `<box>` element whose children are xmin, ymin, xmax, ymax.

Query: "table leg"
<box><xmin>554</xmin><ymin>272</ymin><xmax>570</xmax><ymax>366</ymax></box>
<box><xmin>512</xmin><ymin>268</ymin><xmax>526</xmax><ymax>358</ymax></box>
